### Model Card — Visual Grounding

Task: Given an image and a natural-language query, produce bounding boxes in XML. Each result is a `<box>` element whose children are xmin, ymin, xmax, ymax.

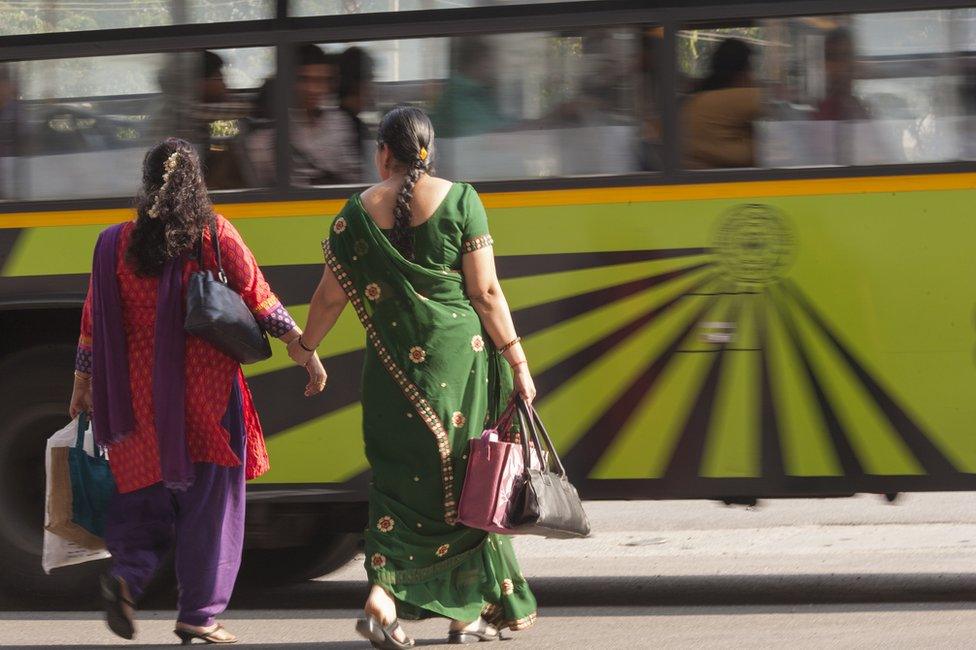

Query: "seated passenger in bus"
<box><xmin>337</xmin><ymin>46</ymin><xmax>374</xmax><ymax>160</ymax></box>
<box><xmin>0</xmin><ymin>64</ymin><xmax>18</xmax><ymax>199</ymax></box>
<box><xmin>680</xmin><ymin>38</ymin><xmax>762</xmax><ymax>169</ymax></box>
<box><xmin>431</xmin><ymin>37</ymin><xmax>510</xmax><ymax>138</ymax></box>
<box><xmin>813</xmin><ymin>28</ymin><xmax>870</xmax><ymax>122</ymax></box>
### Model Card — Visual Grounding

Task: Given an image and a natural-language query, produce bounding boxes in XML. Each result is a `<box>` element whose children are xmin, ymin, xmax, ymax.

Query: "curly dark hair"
<box><xmin>376</xmin><ymin>106</ymin><xmax>435</xmax><ymax>261</ymax></box>
<box><xmin>127</xmin><ymin>138</ymin><xmax>215</xmax><ymax>276</ymax></box>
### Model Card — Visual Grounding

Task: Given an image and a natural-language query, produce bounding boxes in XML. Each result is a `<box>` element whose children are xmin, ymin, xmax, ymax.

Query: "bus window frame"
<box><xmin>0</xmin><ymin>0</ymin><xmax>973</xmax><ymax>216</ymax></box>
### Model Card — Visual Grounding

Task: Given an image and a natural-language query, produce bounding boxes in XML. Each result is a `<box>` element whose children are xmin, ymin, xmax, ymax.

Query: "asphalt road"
<box><xmin>5</xmin><ymin>493</ymin><xmax>976</xmax><ymax>648</ymax></box>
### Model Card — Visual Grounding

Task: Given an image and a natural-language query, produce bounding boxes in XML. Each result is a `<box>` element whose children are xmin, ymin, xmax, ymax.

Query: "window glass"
<box><xmin>291</xmin><ymin>0</ymin><xmax>585</xmax><ymax>17</ymax></box>
<box><xmin>0</xmin><ymin>1</ymin><xmax>273</xmax><ymax>36</ymax></box>
<box><xmin>678</xmin><ymin>9</ymin><xmax>976</xmax><ymax>169</ymax></box>
<box><xmin>0</xmin><ymin>47</ymin><xmax>275</xmax><ymax>201</ymax></box>
<box><xmin>282</xmin><ymin>27</ymin><xmax>650</xmax><ymax>186</ymax></box>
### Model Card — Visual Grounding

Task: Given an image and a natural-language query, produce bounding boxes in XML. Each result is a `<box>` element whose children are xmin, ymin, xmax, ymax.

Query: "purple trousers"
<box><xmin>103</xmin><ymin>377</ymin><xmax>246</xmax><ymax>627</ymax></box>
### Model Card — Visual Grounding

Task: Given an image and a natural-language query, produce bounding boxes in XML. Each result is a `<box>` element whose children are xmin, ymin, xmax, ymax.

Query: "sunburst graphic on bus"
<box><xmin>250</xmin><ymin>203</ymin><xmax>962</xmax><ymax>495</ymax></box>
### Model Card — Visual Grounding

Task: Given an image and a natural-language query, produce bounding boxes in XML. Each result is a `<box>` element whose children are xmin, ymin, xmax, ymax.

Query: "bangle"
<box><xmin>74</xmin><ymin>371</ymin><xmax>91</xmax><ymax>382</ymax></box>
<box><xmin>298</xmin><ymin>335</ymin><xmax>316</xmax><ymax>353</ymax></box>
<box><xmin>498</xmin><ymin>336</ymin><xmax>522</xmax><ymax>354</ymax></box>
<box><xmin>510</xmin><ymin>359</ymin><xmax>528</xmax><ymax>369</ymax></box>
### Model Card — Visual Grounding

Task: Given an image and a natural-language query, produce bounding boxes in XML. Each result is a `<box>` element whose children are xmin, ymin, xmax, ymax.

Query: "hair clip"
<box><xmin>418</xmin><ymin>147</ymin><xmax>428</xmax><ymax>161</ymax></box>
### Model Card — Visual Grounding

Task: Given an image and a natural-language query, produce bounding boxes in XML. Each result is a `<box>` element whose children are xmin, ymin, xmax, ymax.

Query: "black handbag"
<box><xmin>184</xmin><ymin>220</ymin><xmax>272</xmax><ymax>364</ymax></box>
<box><xmin>509</xmin><ymin>397</ymin><xmax>591</xmax><ymax>539</ymax></box>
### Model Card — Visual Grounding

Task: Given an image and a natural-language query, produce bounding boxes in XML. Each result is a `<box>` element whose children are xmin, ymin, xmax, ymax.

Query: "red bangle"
<box><xmin>499</xmin><ymin>336</ymin><xmax>522</xmax><ymax>354</ymax></box>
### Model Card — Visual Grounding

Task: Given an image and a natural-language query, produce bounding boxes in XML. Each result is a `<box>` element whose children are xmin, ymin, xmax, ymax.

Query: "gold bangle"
<box><xmin>74</xmin><ymin>371</ymin><xmax>92</xmax><ymax>382</ymax></box>
<box><xmin>498</xmin><ymin>336</ymin><xmax>522</xmax><ymax>354</ymax></box>
<box><xmin>510</xmin><ymin>359</ymin><xmax>528</xmax><ymax>369</ymax></box>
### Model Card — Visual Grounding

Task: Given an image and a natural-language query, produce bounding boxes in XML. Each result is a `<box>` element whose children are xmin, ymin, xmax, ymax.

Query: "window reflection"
<box><xmin>681</xmin><ymin>9</ymin><xmax>976</xmax><ymax>169</ymax></box>
<box><xmin>1</xmin><ymin>47</ymin><xmax>274</xmax><ymax>201</ymax></box>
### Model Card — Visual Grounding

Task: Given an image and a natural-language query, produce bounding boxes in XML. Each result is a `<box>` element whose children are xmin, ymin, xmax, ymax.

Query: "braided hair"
<box><xmin>376</xmin><ymin>106</ymin><xmax>435</xmax><ymax>260</ymax></box>
<box><xmin>127</xmin><ymin>138</ymin><xmax>215</xmax><ymax>276</ymax></box>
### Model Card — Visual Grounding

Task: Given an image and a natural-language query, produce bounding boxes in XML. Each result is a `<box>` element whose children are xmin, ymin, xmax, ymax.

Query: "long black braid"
<box><xmin>376</xmin><ymin>106</ymin><xmax>435</xmax><ymax>261</ymax></box>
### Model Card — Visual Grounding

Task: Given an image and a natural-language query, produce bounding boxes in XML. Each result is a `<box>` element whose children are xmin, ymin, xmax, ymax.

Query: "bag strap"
<box><xmin>196</xmin><ymin>218</ymin><xmax>228</xmax><ymax>284</ymax></box>
<box><xmin>516</xmin><ymin>397</ymin><xmax>567</xmax><ymax>477</ymax></box>
<box><xmin>76</xmin><ymin>413</ymin><xmax>89</xmax><ymax>449</ymax></box>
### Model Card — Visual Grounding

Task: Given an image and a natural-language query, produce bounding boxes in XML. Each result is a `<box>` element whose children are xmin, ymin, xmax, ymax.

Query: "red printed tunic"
<box><xmin>76</xmin><ymin>215</ymin><xmax>296</xmax><ymax>493</ymax></box>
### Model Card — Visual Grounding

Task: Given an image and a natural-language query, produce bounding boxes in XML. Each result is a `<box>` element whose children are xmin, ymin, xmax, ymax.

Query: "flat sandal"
<box><xmin>448</xmin><ymin>617</ymin><xmax>501</xmax><ymax>644</ymax></box>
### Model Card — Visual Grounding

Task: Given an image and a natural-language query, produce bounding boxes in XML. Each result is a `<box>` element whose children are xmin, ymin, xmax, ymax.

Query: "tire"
<box><xmin>238</xmin><ymin>533</ymin><xmax>361</xmax><ymax>586</ymax></box>
<box><xmin>0</xmin><ymin>345</ymin><xmax>106</xmax><ymax>601</ymax></box>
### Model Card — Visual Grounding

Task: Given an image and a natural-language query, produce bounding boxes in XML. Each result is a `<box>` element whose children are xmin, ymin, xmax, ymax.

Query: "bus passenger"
<box><xmin>68</xmin><ymin>138</ymin><xmax>326</xmax><ymax>644</ymax></box>
<box><xmin>813</xmin><ymin>28</ymin><xmax>870</xmax><ymax>122</ymax></box>
<box><xmin>338</xmin><ymin>46</ymin><xmax>374</xmax><ymax>155</ymax></box>
<box><xmin>680</xmin><ymin>38</ymin><xmax>762</xmax><ymax>169</ymax></box>
<box><xmin>291</xmin><ymin>44</ymin><xmax>363</xmax><ymax>184</ymax></box>
<box><xmin>431</xmin><ymin>37</ymin><xmax>509</xmax><ymax>138</ymax></box>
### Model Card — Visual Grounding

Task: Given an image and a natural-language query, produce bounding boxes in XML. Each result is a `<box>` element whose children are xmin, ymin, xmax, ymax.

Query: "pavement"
<box><xmin>4</xmin><ymin>493</ymin><xmax>976</xmax><ymax>648</ymax></box>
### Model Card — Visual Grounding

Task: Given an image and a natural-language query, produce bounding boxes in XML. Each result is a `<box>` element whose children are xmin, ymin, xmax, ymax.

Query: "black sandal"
<box><xmin>448</xmin><ymin>618</ymin><xmax>501</xmax><ymax>644</ymax></box>
<box><xmin>100</xmin><ymin>574</ymin><xmax>136</xmax><ymax>640</ymax></box>
<box><xmin>355</xmin><ymin>614</ymin><xmax>416</xmax><ymax>649</ymax></box>
<box><xmin>174</xmin><ymin>623</ymin><xmax>238</xmax><ymax>645</ymax></box>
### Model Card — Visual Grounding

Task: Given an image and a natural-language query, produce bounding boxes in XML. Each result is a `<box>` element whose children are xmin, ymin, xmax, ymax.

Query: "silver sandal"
<box><xmin>355</xmin><ymin>614</ymin><xmax>416</xmax><ymax>649</ymax></box>
<box><xmin>448</xmin><ymin>618</ymin><xmax>501</xmax><ymax>644</ymax></box>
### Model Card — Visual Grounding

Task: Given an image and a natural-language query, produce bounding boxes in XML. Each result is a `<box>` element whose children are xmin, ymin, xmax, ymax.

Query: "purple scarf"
<box><xmin>91</xmin><ymin>222</ymin><xmax>194</xmax><ymax>491</ymax></box>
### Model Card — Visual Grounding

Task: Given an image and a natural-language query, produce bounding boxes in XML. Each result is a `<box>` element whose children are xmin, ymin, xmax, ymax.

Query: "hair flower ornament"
<box><xmin>418</xmin><ymin>147</ymin><xmax>428</xmax><ymax>162</ymax></box>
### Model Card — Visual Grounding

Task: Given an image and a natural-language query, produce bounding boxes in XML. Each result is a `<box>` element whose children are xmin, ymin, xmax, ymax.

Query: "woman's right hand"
<box><xmin>69</xmin><ymin>376</ymin><xmax>93</xmax><ymax>419</ymax></box>
<box><xmin>304</xmin><ymin>355</ymin><xmax>328</xmax><ymax>397</ymax></box>
<box><xmin>513</xmin><ymin>363</ymin><xmax>537</xmax><ymax>405</ymax></box>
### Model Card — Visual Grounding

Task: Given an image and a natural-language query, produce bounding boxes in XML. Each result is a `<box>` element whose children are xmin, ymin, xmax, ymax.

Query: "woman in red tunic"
<box><xmin>68</xmin><ymin>138</ymin><xmax>326</xmax><ymax>644</ymax></box>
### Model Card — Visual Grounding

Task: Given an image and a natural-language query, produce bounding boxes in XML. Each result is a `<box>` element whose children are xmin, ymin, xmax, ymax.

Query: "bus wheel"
<box><xmin>239</xmin><ymin>533</ymin><xmax>361</xmax><ymax>586</ymax></box>
<box><xmin>0</xmin><ymin>345</ymin><xmax>105</xmax><ymax>600</ymax></box>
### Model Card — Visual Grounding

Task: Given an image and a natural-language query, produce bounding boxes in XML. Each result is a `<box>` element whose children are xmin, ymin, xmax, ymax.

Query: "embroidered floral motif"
<box><xmin>365</xmin><ymin>283</ymin><xmax>382</xmax><ymax>301</ymax></box>
<box><xmin>370</xmin><ymin>553</ymin><xmax>387</xmax><ymax>568</ymax></box>
<box><xmin>471</xmin><ymin>335</ymin><xmax>485</xmax><ymax>352</ymax></box>
<box><xmin>501</xmin><ymin>578</ymin><xmax>515</xmax><ymax>595</ymax></box>
<box><xmin>354</xmin><ymin>239</ymin><xmax>369</xmax><ymax>256</ymax></box>
<box><xmin>333</xmin><ymin>217</ymin><xmax>347</xmax><ymax>234</ymax></box>
<box><xmin>325</xmin><ymin>240</ymin><xmax>458</xmax><ymax>525</ymax></box>
<box><xmin>452</xmin><ymin>412</ymin><xmax>466</xmax><ymax>428</ymax></box>
<box><xmin>376</xmin><ymin>516</ymin><xmax>395</xmax><ymax>533</ymax></box>
<box><xmin>436</xmin><ymin>544</ymin><xmax>450</xmax><ymax>557</ymax></box>
<box><xmin>409</xmin><ymin>346</ymin><xmax>427</xmax><ymax>364</ymax></box>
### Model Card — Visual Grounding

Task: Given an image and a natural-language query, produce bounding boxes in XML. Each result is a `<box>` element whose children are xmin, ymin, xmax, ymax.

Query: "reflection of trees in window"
<box><xmin>0</xmin><ymin>1</ymin><xmax>271</xmax><ymax>36</ymax></box>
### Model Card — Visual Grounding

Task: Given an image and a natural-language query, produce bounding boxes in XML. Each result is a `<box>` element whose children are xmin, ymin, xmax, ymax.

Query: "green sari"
<box><xmin>323</xmin><ymin>182</ymin><xmax>537</xmax><ymax>630</ymax></box>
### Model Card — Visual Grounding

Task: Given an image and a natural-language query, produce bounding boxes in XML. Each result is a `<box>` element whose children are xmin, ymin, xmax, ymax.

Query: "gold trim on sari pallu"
<box><xmin>323</xmin><ymin>238</ymin><xmax>459</xmax><ymax>525</ymax></box>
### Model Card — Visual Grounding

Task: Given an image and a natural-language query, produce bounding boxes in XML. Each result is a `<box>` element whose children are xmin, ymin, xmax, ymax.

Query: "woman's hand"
<box><xmin>69</xmin><ymin>375</ymin><xmax>93</xmax><ymax>419</ymax></box>
<box><xmin>287</xmin><ymin>335</ymin><xmax>315</xmax><ymax>367</ymax></box>
<box><xmin>513</xmin><ymin>362</ymin><xmax>537</xmax><ymax>405</ymax></box>
<box><xmin>304</xmin><ymin>355</ymin><xmax>328</xmax><ymax>397</ymax></box>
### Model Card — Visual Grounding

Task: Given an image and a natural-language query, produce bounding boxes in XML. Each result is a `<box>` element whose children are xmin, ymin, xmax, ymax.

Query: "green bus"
<box><xmin>1</xmin><ymin>0</ymin><xmax>974</xmax><ymax>596</ymax></box>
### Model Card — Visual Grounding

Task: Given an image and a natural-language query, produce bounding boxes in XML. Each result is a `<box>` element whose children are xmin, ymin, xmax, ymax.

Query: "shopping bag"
<box><xmin>67</xmin><ymin>413</ymin><xmax>116</xmax><ymax>537</ymax></box>
<box><xmin>457</xmin><ymin>399</ymin><xmax>522</xmax><ymax>532</ymax></box>
<box><xmin>42</xmin><ymin>415</ymin><xmax>112</xmax><ymax>573</ymax></box>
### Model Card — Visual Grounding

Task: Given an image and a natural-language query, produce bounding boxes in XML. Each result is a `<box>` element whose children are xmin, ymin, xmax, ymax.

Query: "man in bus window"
<box><xmin>287</xmin><ymin>44</ymin><xmax>362</xmax><ymax>185</ymax></box>
<box><xmin>337</xmin><ymin>46</ymin><xmax>375</xmax><ymax>169</ymax></box>
<box><xmin>813</xmin><ymin>28</ymin><xmax>869</xmax><ymax>122</ymax></box>
<box><xmin>431</xmin><ymin>37</ymin><xmax>509</xmax><ymax>139</ymax></box>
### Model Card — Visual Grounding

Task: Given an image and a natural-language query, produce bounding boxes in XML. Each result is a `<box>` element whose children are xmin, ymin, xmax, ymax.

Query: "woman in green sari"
<box><xmin>288</xmin><ymin>107</ymin><xmax>537</xmax><ymax>647</ymax></box>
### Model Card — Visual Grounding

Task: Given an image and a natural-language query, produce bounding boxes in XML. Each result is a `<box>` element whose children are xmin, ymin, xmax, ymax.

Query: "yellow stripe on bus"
<box><xmin>2</xmin><ymin>171</ymin><xmax>974</xmax><ymax>229</ymax></box>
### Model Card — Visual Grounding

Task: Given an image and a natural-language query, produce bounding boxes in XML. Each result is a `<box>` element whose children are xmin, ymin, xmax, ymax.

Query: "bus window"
<box><xmin>0</xmin><ymin>1</ymin><xmax>273</xmax><ymax>36</ymax></box>
<box><xmin>289</xmin><ymin>28</ymin><xmax>650</xmax><ymax>186</ymax></box>
<box><xmin>1</xmin><ymin>47</ymin><xmax>275</xmax><ymax>201</ymax></box>
<box><xmin>291</xmin><ymin>0</ymin><xmax>589</xmax><ymax>16</ymax></box>
<box><xmin>679</xmin><ymin>9</ymin><xmax>976</xmax><ymax>170</ymax></box>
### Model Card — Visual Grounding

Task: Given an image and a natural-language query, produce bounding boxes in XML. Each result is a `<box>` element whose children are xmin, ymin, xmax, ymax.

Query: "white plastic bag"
<box><xmin>42</xmin><ymin>416</ymin><xmax>111</xmax><ymax>574</ymax></box>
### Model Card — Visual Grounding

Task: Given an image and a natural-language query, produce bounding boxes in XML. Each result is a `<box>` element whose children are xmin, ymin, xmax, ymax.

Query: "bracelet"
<box><xmin>298</xmin><ymin>335</ymin><xmax>316</xmax><ymax>353</ymax></box>
<box><xmin>510</xmin><ymin>359</ymin><xmax>528</xmax><ymax>369</ymax></box>
<box><xmin>74</xmin><ymin>371</ymin><xmax>92</xmax><ymax>382</ymax></box>
<box><xmin>498</xmin><ymin>336</ymin><xmax>522</xmax><ymax>354</ymax></box>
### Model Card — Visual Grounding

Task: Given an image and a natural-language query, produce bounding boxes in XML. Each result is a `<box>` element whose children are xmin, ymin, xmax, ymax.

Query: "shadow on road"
<box><xmin>5</xmin><ymin>574</ymin><xmax>976</xmax><ymax>613</ymax></box>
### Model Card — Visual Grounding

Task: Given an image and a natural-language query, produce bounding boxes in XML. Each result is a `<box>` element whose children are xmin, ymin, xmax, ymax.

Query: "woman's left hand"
<box><xmin>69</xmin><ymin>377</ymin><xmax>93</xmax><ymax>419</ymax></box>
